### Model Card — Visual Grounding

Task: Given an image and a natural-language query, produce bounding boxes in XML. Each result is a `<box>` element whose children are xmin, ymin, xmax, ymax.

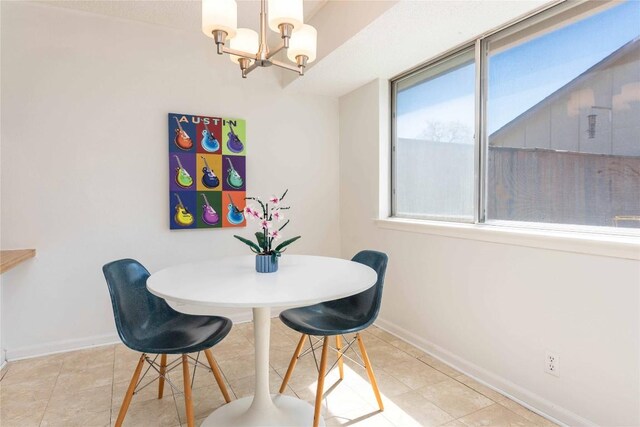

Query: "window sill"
<box><xmin>374</xmin><ymin>218</ymin><xmax>640</xmax><ymax>260</ymax></box>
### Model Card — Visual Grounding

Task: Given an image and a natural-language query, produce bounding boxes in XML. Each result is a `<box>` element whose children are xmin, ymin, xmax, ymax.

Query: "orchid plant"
<box><xmin>234</xmin><ymin>189</ymin><xmax>301</xmax><ymax>260</ymax></box>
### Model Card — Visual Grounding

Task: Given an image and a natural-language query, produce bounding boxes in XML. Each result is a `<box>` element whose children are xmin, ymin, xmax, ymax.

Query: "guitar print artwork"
<box><xmin>174</xmin><ymin>155</ymin><xmax>193</xmax><ymax>188</ymax></box>
<box><xmin>201</xmin><ymin>156</ymin><xmax>220</xmax><ymax>189</ymax></box>
<box><xmin>226</xmin><ymin>123</ymin><xmax>244</xmax><ymax>153</ymax></box>
<box><xmin>173</xmin><ymin>117</ymin><xmax>193</xmax><ymax>150</ymax></box>
<box><xmin>226</xmin><ymin>158</ymin><xmax>244</xmax><ymax>189</ymax></box>
<box><xmin>173</xmin><ymin>193</ymin><xmax>194</xmax><ymax>226</ymax></box>
<box><xmin>201</xmin><ymin>123</ymin><xmax>220</xmax><ymax>152</ymax></box>
<box><xmin>201</xmin><ymin>194</ymin><xmax>220</xmax><ymax>225</ymax></box>
<box><xmin>168</xmin><ymin>113</ymin><xmax>245</xmax><ymax>230</ymax></box>
<box><xmin>226</xmin><ymin>193</ymin><xmax>245</xmax><ymax>225</ymax></box>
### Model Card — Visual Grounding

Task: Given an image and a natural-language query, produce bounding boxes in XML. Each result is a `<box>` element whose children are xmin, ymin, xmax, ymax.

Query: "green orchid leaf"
<box><xmin>234</xmin><ymin>235</ymin><xmax>261</xmax><ymax>253</ymax></box>
<box><xmin>275</xmin><ymin>236</ymin><xmax>301</xmax><ymax>252</ymax></box>
<box><xmin>255</xmin><ymin>232</ymin><xmax>267</xmax><ymax>250</ymax></box>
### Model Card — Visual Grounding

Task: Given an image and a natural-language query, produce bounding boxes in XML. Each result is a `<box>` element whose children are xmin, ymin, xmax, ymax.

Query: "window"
<box><xmin>394</xmin><ymin>49</ymin><xmax>475</xmax><ymax>221</ymax></box>
<box><xmin>391</xmin><ymin>0</ymin><xmax>640</xmax><ymax>232</ymax></box>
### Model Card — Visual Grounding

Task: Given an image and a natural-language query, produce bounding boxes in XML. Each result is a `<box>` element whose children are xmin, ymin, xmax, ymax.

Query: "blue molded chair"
<box><xmin>103</xmin><ymin>259</ymin><xmax>232</xmax><ymax>427</ymax></box>
<box><xmin>278</xmin><ymin>250</ymin><xmax>388</xmax><ymax>427</ymax></box>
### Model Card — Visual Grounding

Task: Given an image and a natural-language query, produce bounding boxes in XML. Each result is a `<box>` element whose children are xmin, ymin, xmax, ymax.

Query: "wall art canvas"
<box><xmin>168</xmin><ymin>113</ymin><xmax>246</xmax><ymax>230</ymax></box>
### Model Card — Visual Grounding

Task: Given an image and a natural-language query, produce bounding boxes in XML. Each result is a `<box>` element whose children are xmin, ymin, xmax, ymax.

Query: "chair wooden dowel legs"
<box><xmin>313</xmin><ymin>337</ymin><xmax>330</xmax><ymax>427</ymax></box>
<box><xmin>182</xmin><ymin>354</ymin><xmax>195</xmax><ymax>427</ymax></box>
<box><xmin>115</xmin><ymin>353</ymin><xmax>146</xmax><ymax>427</ymax></box>
<box><xmin>279</xmin><ymin>333</ymin><xmax>307</xmax><ymax>393</ymax></box>
<box><xmin>356</xmin><ymin>333</ymin><xmax>384</xmax><ymax>411</ymax></box>
<box><xmin>158</xmin><ymin>354</ymin><xmax>167</xmax><ymax>399</ymax></box>
<box><xmin>336</xmin><ymin>335</ymin><xmax>344</xmax><ymax>380</ymax></box>
<box><xmin>204</xmin><ymin>349</ymin><xmax>231</xmax><ymax>403</ymax></box>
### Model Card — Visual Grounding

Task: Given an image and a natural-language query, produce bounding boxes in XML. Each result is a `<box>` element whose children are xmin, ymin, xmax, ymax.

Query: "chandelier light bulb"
<box><xmin>268</xmin><ymin>0</ymin><xmax>303</xmax><ymax>32</ymax></box>
<box><xmin>229</xmin><ymin>28</ymin><xmax>259</xmax><ymax>64</ymax></box>
<box><xmin>202</xmin><ymin>0</ymin><xmax>238</xmax><ymax>39</ymax></box>
<box><xmin>287</xmin><ymin>24</ymin><xmax>317</xmax><ymax>64</ymax></box>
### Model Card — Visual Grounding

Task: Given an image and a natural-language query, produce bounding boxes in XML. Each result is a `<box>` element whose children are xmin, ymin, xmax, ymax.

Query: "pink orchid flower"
<box><xmin>260</xmin><ymin>219</ymin><xmax>272</xmax><ymax>229</ymax></box>
<box><xmin>269</xmin><ymin>195</ymin><xmax>280</xmax><ymax>205</ymax></box>
<box><xmin>244</xmin><ymin>206</ymin><xmax>262</xmax><ymax>220</ymax></box>
<box><xmin>269</xmin><ymin>229</ymin><xmax>281</xmax><ymax>240</ymax></box>
<box><xmin>272</xmin><ymin>210</ymin><xmax>284</xmax><ymax>221</ymax></box>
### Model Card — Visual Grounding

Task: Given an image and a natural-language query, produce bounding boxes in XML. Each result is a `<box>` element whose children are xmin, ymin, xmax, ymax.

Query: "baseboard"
<box><xmin>374</xmin><ymin>317</ymin><xmax>595</xmax><ymax>427</ymax></box>
<box><xmin>4</xmin><ymin>309</ymin><xmax>279</xmax><ymax>362</ymax></box>
<box><xmin>6</xmin><ymin>332</ymin><xmax>121</xmax><ymax>361</ymax></box>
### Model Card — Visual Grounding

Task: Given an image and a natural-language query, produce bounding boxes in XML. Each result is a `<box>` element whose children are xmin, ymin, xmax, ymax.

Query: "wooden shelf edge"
<box><xmin>0</xmin><ymin>249</ymin><xmax>36</xmax><ymax>274</ymax></box>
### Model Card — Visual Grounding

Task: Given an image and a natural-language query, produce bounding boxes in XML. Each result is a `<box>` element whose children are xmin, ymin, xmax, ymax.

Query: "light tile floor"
<box><xmin>0</xmin><ymin>320</ymin><xmax>558</xmax><ymax>427</ymax></box>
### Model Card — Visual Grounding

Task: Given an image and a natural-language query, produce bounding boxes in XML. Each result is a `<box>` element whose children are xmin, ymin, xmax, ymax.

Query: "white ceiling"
<box><xmin>286</xmin><ymin>0</ymin><xmax>552</xmax><ymax>97</ymax></box>
<box><xmin>36</xmin><ymin>0</ymin><xmax>553</xmax><ymax>98</ymax></box>
<box><xmin>37</xmin><ymin>0</ymin><xmax>328</xmax><ymax>34</ymax></box>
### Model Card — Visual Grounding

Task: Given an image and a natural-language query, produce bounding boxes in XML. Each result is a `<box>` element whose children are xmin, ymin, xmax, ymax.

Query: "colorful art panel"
<box><xmin>169</xmin><ymin>113</ymin><xmax>197</xmax><ymax>153</ymax></box>
<box><xmin>169</xmin><ymin>112</ymin><xmax>246</xmax><ymax>230</ymax></box>
<box><xmin>197</xmin><ymin>191</ymin><xmax>223</xmax><ymax>228</ymax></box>
<box><xmin>196</xmin><ymin>154</ymin><xmax>223</xmax><ymax>192</ymax></box>
<box><xmin>169</xmin><ymin>153</ymin><xmax>196</xmax><ymax>192</ymax></box>
<box><xmin>222</xmin><ymin>155</ymin><xmax>246</xmax><ymax>191</ymax></box>
<box><xmin>222</xmin><ymin>118</ymin><xmax>247</xmax><ymax>156</ymax></box>
<box><xmin>196</xmin><ymin>116</ymin><xmax>223</xmax><ymax>154</ymax></box>
<box><xmin>222</xmin><ymin>191</ymin><xmax>247</xmax><ymax>228</ymax></box>
<box><xmin>170</xmin><ymin>191</ymin><xmax>198</xmax><ymax>230</ymax></box>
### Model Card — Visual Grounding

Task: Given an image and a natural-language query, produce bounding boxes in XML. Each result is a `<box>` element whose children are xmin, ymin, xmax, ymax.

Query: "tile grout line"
<box><xmin>37</xmin><ymin>359</ymin><xmax>64</xmax><ymax>426</ymax></box>
<box><xmin>357</xmin><ymin>329</ymin><xmax>495</xmax><ymax>424</ymax></box>
<box><xmin>370</xmin><ymin>328</ymin><xmax>557</xmax><ymax>426</ymax></box>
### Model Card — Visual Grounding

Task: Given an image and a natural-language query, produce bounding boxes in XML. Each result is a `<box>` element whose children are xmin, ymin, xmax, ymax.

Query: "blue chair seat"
<box><xmin>280</xmin><ymin>301</ymin><xmax>374</xmax><ymax>336</ymax></box>
<box><xmin>127</xmin><ymin>314</ymin><xmax>232</xmax><ymax>355</ymax></box>
<box><xmin>279</xmin><ymin>250</ymin><xmax>387</xmax><ymax>337</ymax></box>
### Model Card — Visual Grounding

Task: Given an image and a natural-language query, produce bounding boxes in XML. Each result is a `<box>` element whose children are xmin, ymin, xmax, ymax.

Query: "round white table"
<box><xmin>147</xmin><ymin>255</ymin><xmax>377</xmax><ymax>427</ymax></box>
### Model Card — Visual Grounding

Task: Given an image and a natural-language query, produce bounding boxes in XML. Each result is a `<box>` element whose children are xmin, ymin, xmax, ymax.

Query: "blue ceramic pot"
<box><xmin>256</xmin><ymin>254</ymin><xmax>278</xmax><ymax>273</ymax></box>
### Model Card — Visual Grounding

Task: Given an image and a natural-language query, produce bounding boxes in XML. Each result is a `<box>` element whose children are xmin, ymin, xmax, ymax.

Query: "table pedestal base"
<box><xmin>200</xmin><ymin>394</ymin><xmax>325</xmax><ymax>427</ymax></box>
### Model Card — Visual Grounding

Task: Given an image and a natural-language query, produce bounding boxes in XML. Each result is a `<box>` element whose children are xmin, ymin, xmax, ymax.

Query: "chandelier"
<box><xmin>202</xmin><ymin>0</ymin><xmax>317</xmax><ymax>79</ymax></box>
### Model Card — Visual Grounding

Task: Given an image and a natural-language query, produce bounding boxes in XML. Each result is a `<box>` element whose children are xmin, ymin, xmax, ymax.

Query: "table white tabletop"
<box><xmin>146</xmin><ymin>254</ymin><xmax>378</xmax><ymax>427</ymax></box>
<box><xmin>147</xmin><ymin>254</ymin><xmax>377</xmax><ymax>309</ymax></box>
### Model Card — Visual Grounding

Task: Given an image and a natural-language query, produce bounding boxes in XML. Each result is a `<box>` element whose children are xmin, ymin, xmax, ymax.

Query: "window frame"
<box><xmin>390</xmin><ymin>0</ymin><xmax>640</xmax><ymax>237</ymax></box>
<box><xmin>391</xmin><ymin>44</ymin><xmax>477</xmax><ymax>224</ymax></box>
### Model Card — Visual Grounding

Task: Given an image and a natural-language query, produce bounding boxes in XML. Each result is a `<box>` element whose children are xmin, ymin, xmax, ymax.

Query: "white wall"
<box><xmin>0</xmin><ymin>1</ymin><xmax>340</xmax><ymax>359</ymax></box>
<box><xmin>339</xmin><ymin>79</ymin><xmax>640</xmax><ymax>426</ymax></box>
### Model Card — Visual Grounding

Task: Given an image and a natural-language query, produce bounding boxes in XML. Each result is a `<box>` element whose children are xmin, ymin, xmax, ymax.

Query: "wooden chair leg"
<box><xmin>279</xmin><ymin>333</ymin><xmax>307</xmax><ymax>393</ymax></box>
<box><xmin>336</xmin><ymin>335</ymin><xmax>344</xmax><ymax>380</ymax></box>
<box><xmin>115</xmin><ymin>353</ymin><xmax>146</xmax><ymax>427</ymax></box>
<box><xmin>313</xmin><ymin>337</ymin><xmax>330</xmax><ymax>427</ymax></box>
<box><xmin>356</xmin><ymin>333</ymin><xmax>384</xmax><ymax>411</ymax></box>
<box><xmin>204</xmin><ymin>349</ymin><xmax>231</xmax><ymax>403</ymax></box>
<box><xmin>182</xmin><ymin>354</ymin><xmax>195</xmax><ymax>427</ymax></box>
<box><xmin>158</xmin><ymin>354</ymin><xmax>167</xmax><ymax>399</ymax></box>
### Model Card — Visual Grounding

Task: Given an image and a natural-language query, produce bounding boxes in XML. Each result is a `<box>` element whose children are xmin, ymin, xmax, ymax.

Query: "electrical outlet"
<box><xmin>545</xmin><ymin>351</ymin><xmax>559</xmax><ymax>377</ymax></box>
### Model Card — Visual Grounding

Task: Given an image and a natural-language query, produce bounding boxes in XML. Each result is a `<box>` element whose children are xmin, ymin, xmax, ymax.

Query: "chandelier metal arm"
<box><xmin>217</xmin><ymin>45</ymin><xmax>257</xmax><ymax>61</ymax></box>
<box><xmin>243</xmin><ymin>62</ymin><xmax>260</xmax><ymax>78</ymax></box>
<box><xmin>266</xmin><ymin>43</ymin><xmax>286</xmax><ymax>60</ymax></box>
<box><xmin>271</xmin><ymin>58</ymin><xmax>304</xmax><ymax>75</ymax></box>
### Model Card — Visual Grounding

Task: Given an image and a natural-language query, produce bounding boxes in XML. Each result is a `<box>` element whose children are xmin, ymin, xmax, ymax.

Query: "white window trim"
<box><xmin>375</xmin><ymin>217</ymin><xmax>640</xmax><ymax>260</ymax></box>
